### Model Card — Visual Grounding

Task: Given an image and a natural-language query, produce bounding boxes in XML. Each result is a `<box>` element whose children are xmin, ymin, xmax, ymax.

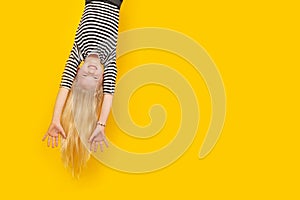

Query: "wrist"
<box><xmin>96</xmin><ymin>122</ymin><xmax>106</xmax><ymax>127</ymax></box>
<box><xmin>52</xmin><ymin>117</ymin><xmax>61</xmax><ymax>124</ymax></box>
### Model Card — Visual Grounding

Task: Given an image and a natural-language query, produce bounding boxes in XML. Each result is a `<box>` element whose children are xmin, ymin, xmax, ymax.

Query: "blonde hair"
<box><xmin>61</xmin><ymin>79</ymin><xmax>103</xmax><ymax>177</ymax></box>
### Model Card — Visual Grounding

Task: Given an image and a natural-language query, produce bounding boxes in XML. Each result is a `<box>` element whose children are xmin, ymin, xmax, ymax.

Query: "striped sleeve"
<box><xmin>103</xmin><ymin>48</ymin><xmax>117</xmax><ymax>94</ymax></box>
<box><xmin>60</xmin><ymin>42</ymin><xmax>82</xmax><ymax>90</ymax></box>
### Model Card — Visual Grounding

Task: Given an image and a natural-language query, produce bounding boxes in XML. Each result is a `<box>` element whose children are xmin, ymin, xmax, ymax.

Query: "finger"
<box><xmin>94</xmin><ymin>142</ymin><xmax>98</xmax><ymax>152</ymax></box>
<box><xmin>52</xmin><ymin>136</ymin><xmax>55</xmax><ymax>148</ymax></box>
<box><xmin>100</xmin><ymin>142</ymin><xmax>103</xmax><ymax>152</ymax></box>
<box><xmin>42</xmin><ymin>133</ymin><xmax>48</xmax><ymax>141</ymax></box>
<box><xmin>103</xmin><ymin>137</ymin><xmax>109</xmax><ymax>148</ymax></box>
<box><xmin>47</xmin><ymin>137</ymin><xmax>50</xmax><ymax>147</ymax></box>
<box><xmin>60</xmin><ymin>128</ymin><xmax>67</xmax><ymax>139</ymax></box>
<box><xmin>90</xmin><ymin>140</ymin><xmax>93</xmax><ymax>152</ymax></box>
<box><xmin>88</xmin><ymin>135</ymin><xmax>94</xmax><ymax>143</ymax></box>
<box><xmin>55</xmin><ymin>136</ymin><xmax>58</xmax><ymax>147</ymax></box>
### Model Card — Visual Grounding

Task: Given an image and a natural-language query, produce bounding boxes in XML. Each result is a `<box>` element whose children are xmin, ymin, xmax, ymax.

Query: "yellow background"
<box><xmin>0</xmin><ymin>0</ymin><xmax>299</xmax><ymax>199</ymax></box>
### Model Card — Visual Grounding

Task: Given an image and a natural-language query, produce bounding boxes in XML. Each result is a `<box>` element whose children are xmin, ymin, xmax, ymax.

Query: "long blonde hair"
<box><xmin>61</xmin><ymin>78</ymin><xmax>103</xmax><ymax>177</ymax></box>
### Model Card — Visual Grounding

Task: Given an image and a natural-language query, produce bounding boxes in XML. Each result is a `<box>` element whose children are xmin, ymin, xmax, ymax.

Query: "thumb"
<box><xmin>88</xmin><ymin>136</ymin><xmax>93</xmax><ymax>143</ymax></box>
<box><xmin>88</xmin><ymin>132</ymin><xmax>95</xmax><ymax>143</ymax></box>
<box><xmin>59</xmin><ymin>126</ymin><xmax>67</xmax><ymax>138</ymax></box>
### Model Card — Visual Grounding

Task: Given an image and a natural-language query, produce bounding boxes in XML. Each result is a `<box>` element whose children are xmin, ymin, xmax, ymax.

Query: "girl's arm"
<box><xmin>98</xmin><ymin>93</ymin><xmax>114</xmax><ymax>125</ymax></box>
<box><xmin>52</xmin><ymin>41</ymin><xmax>81</xmax><ymax>122</ymax></box>
<box><xmin>43</xmin><ymin>40</ymin><xmax>81</xmax><ymax>146</ymax></box>
<box><xmin>57</xmin><ymin>42</ymin><xmax>82</xmax><ymax>118</ymax></box>
<box><xmin>98</xmin><ymin>51</ymin><xmax>117</xmax><ymax>125</ymax></box>
<box><xmin>51</xmin><ymin>87</ymin><xmax>70</xmax><ymax>123</ymax></box>
<box><xmin>52</xmin><ymin>41</ymin><xmax>81</xmax><ymax>123</ymax></box>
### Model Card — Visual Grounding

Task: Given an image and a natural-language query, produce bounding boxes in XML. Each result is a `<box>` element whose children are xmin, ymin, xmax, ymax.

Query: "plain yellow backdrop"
<box><xmin>0</xmin><ymin>0</ymin><xmax>299</xmax><ymax>199</ymax></box>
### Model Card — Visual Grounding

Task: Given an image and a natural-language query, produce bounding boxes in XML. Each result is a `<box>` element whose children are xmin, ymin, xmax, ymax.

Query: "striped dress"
<box><xmin>60</xmin><ymin>0</ymin><xmax>123</xmax><ymax>94</ymax></box>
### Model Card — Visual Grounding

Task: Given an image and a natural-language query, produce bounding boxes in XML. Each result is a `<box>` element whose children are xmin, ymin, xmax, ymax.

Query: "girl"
<box><xmin>42</xmin><ymin>0</ymin><xmax>124</xmax><ymax>177</ymax></box>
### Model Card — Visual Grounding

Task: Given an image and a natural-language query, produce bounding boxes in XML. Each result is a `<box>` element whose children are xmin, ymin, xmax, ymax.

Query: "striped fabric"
<box><xmin>60</xmin><ymin>1</ymin><xmax>121</xmax><ymax>94</ymax></box>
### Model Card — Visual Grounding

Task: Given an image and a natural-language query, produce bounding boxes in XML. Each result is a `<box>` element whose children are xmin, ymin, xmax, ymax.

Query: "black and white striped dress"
<box><xmin>60</xmin><ymin>0</ymin><xmax>123</xmax><ymax>94</ymax></box>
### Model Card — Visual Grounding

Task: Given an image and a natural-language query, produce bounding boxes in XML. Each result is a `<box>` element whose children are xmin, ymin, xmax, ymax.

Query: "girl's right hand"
<box><xmin>42</xmin><ymin>122</ymin><xmax>67</xmax><ymax>148</ymax></box>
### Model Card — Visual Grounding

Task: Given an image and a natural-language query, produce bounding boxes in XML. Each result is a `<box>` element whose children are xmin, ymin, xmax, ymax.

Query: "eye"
<box><xmin>94</xmin><ymin>77</ymin><xmax>98</xmax><ymax>80</ymax></box>
<box><xmin>82</xmin><ymin>74</ymin><xmax>87</xmax><ymax>77</ymax></box>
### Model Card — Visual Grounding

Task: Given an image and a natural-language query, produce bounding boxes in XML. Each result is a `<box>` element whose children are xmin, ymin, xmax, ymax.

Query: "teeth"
<box><xmin>89</xmin><ymin>65</ymin><xmax>97</xmax><ymax>70</ymax></box>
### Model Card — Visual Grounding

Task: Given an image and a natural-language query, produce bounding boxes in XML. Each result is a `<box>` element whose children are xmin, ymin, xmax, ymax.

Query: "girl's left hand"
<box><xmin>88</xmin><ymin>125</ymin><xmax>109</xmax><ymax>152</ymax></box>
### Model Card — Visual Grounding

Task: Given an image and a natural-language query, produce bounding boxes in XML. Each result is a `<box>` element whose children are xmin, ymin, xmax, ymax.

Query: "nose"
<box><xmin>88</xmin><ymin>68</ymin><xmax>95</xmax><ymax>74</ymax></box>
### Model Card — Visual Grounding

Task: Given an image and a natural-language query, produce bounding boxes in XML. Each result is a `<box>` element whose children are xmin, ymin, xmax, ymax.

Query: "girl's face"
<box><xmin>76</xmin><ymin>54</ymin><xmax>103</xmax><ymax>90</ymax></box>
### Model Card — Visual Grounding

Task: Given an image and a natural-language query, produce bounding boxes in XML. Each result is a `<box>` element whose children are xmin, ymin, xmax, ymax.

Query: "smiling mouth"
<box><xmin>88</xmin><ymin>65</ymin><xmax>97</xmax><ymax>70</ymax></box>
